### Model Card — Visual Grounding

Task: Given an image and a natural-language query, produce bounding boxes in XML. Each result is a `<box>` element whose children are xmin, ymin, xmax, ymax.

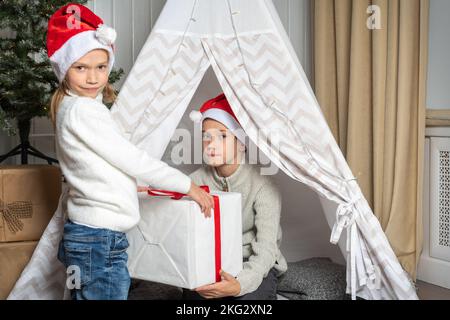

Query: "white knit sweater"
<box><xmin>55</xmin><ymin>92</ymin><xmax>191</xmax><ymax>232</ymax></box>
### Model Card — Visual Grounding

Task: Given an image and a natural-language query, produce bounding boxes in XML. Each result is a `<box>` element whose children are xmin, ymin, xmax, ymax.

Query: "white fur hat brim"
<box><xmin>190</xmin><ymin>108</ymin><xmax>247</xmax><ymax>145</ymax></box>
<box><xmin>49</xmin><ymin>30</ymin><xmax>115</xmax><ymax>83</ymax></box>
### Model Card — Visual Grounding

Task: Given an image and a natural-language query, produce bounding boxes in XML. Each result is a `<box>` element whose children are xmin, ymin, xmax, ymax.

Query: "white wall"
<box><xmin>1</xmin><ymin>0</ymin><xmax>344</xmax><ymax>264</ymax></box>
<box><xmin>427</xmin><ymin>0</ymin><xmax>450</xmax><ymax>109</ymax></box>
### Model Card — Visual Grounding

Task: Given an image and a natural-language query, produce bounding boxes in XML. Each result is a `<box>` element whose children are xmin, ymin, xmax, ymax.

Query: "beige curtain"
<box><xmin>313</xmin><ymin>0</ymin><xmax>429</xmax><ymax>279</ymax></box>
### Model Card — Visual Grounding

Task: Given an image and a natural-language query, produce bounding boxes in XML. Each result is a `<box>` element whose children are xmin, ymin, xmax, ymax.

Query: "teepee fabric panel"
<box><xmin>111</xmin><ymin>32</ymin><xmax>210</xmax><ymax>159</ymax></box>
<box><xmin>199</xmin><ymin>20</ymin><xmax>417</xmax><ymax>300</ymax></box>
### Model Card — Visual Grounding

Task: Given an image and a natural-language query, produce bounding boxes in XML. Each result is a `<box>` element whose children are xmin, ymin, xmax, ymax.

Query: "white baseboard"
<box><xmin>417</xmin><ymin>255</ymin><xmax>450</xmax><ymax>289</ymax></box>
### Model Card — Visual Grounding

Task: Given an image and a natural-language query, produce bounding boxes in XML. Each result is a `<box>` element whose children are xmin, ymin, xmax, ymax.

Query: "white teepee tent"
<box><xmin>9</xmin><ymin>0</ymin><xmax>418</xmax><ymax>300</ymax></box>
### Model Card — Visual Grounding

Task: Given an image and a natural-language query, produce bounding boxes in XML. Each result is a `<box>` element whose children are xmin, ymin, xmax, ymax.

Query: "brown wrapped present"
<box><xmin>0</xmin><ymin>165</ymin><xmax>61</xmax><ymax>243</ymax></box>
<box><xmin>0</xmin><ymin>241</ymin><xmax>38</xmax><ymax>299</ymax></box>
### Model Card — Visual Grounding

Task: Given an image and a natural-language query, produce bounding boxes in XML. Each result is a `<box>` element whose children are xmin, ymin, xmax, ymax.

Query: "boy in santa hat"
<box><xmin>46</xmin><ymin>3</ymin><xmax>213</xmax><ymax>300</ymax></box>
<box><xmin>185</xmin><ymin>93</ymin><xmax>288</xmax><ymax>300</ymax></box>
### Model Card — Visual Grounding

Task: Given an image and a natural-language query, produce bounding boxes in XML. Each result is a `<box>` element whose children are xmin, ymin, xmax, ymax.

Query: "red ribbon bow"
<box><xmin>147</xmin><ymin>186</ymin><xmax>222</xmax><ymax>282</ymax></box>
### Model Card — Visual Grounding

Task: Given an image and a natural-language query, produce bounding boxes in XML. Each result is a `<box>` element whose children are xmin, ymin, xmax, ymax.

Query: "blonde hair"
<box><xmin>50</xmin><ymin>80</ymin><xmax>117</xmax><ymax>126</ymax></box>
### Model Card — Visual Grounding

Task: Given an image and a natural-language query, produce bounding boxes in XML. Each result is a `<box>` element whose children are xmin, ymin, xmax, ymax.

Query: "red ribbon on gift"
<box><xmin>147</xmin><ymin>186</ymin><xmax>222</xmax><ymax>283</ymax></box>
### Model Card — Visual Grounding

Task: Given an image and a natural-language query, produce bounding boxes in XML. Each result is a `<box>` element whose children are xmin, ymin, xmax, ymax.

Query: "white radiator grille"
<box><xmin>439</xmin><ymin>151</ymin><xmax>450</xmax><ymax>247</ymax></box>
<box><xmin>418</xmin><ymin>134</ymin><xmax>450</xmax><ymax>288</ymax></box>
<box><xmin>431</xmin><ymin>138</ymin><xmax>450</xmax><ymax>262</ymax></box>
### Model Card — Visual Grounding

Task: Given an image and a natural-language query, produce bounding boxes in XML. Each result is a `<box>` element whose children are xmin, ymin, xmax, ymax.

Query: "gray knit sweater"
<box><xmin>190</xmin><ymin>164</ymin><xmax>287</xmax><ymax>296</ymax></box>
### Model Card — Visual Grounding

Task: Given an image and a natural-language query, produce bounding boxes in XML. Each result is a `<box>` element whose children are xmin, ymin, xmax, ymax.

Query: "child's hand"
<box><xmin>187</xmin><ymin>182</ymin><xmax>214</xmax><ymax>218</ymax></box>
<box><xmin>137</xmin><ymin>186</ymin><xmax>150</xmax><ymax>193</ymax></box>
<box><xmin>195</xmin><ymin>270</ymin><xmax>241</xmax><ymax>298</ymax></box>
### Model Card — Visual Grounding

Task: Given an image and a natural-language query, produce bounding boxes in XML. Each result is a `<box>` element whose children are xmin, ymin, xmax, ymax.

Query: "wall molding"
<box><xmin>426</xmin><ymin>109</ymin><xmax>450</xmax><ymax>127</ymax></box>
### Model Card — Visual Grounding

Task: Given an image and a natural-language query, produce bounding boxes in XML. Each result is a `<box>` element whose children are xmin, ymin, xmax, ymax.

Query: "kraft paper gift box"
<box><xmin>0</xmin><ymin>165</ymin><xmax>62</xmax><ymax>243</ymax></box>
<box><xmin>0</xmin><ymin>241</ymin><xmax>38</xmax><ymax>299</ymax></box>
<box><xmin>127</xmin><ymin>189</ymin><xmax>243</xmax><ymax>289</ymax></box>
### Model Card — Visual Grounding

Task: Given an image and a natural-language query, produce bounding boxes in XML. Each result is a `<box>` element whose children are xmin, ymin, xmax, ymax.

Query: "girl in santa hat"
<box><xmin>46</xmin><ymin>3</ymin><xmax>213</xmax><ymax>300</ymax></box>
<box><xmin>183</xmin><ymin>94</ymin><xmax>288</xmax><ymax>300</ymax></box>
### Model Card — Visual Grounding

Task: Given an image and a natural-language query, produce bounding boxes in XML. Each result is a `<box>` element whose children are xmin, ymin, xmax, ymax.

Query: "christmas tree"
<box><xmin>0</xmin><ymin>0</ymin><xmax>123</xmax><ymax>164</ymax></box>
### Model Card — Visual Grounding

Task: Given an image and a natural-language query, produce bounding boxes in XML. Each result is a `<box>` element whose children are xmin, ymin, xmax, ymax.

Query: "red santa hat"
<box><xmin>190</xmin><ymin>93</ymin><xmax>247</xmax><ymax>144</ymax></box>
<box><xmin>47</xmin><ymin>3</ymin><xmax>116</xmax><ymax>82</ymax></box>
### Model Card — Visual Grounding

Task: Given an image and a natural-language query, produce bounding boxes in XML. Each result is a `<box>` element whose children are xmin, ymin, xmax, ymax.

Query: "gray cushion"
<box><xmin>277</xmin><ymin>258</ymin><xmax>348</xmax><ymax>300</ymax></box>
<box><xmin>128</xmin><ymin>279</ymin><xmax>182</xmax><ymax>300</ymax></box>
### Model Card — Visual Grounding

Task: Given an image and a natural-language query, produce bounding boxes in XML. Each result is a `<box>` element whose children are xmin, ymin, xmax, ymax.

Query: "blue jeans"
<box><xmin>57</xmin><ymin>221</ymin><xmax>131</xmax><ymax>300</ymax></box>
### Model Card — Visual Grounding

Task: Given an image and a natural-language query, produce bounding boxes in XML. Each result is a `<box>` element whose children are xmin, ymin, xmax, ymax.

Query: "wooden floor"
<box><xmin>416</xmin><ymin>280</ymin><xmax>450</xmax><ymax>300</ymax></box>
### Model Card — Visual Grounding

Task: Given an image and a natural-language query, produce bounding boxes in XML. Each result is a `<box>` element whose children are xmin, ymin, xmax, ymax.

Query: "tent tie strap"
<box><xmin>347</xmin><ymin>221</ymin><xmax>381</xmax><ymax>300</ymax></box>
<box><xmin>330</xmin><ymin>194</ymin><xmax>362</xmax><ymax>245</ymax></box>
<box><xmin>330</xmin><ymin>194</ymin><xmax>381</xmax><ymax>299</ymax></box>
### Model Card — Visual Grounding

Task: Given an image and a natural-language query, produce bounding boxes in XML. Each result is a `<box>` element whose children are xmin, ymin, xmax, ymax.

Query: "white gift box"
<box><xmin>127</xmin><ymin>190</ymin><xmax>243</xmax><ymax>289</ymax></box>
